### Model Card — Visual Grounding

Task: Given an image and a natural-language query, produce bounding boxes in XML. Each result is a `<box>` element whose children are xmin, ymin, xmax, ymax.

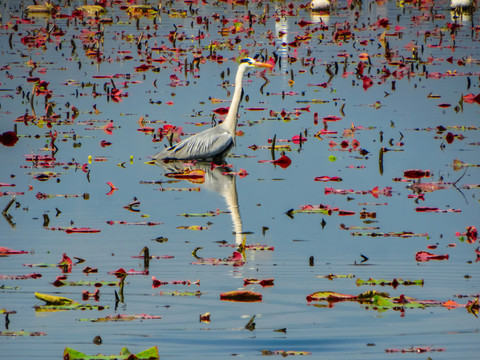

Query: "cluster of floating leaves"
<box><xmin>1</xmin><ymin>0</ymin><xmax>479</xmax><ymax>358</ymax></box>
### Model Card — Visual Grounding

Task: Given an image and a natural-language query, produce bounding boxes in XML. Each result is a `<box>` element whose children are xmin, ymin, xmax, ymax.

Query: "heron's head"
<box><xmin>240</xmin><ymin>57</ymin><xmax>274</xmax><ymax>69</ymax></box>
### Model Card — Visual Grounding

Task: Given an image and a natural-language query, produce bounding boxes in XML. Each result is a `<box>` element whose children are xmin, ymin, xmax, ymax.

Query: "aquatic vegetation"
<box><xmin>191</xmin><ymin>248</ymin><xmax>245</xmax><ymax>266</ymax></box>
<box><xmin>306</xmin><ymin>290</ymin><xmax>478</xmax><ymax>315</ymax></box>
<box><xmin>79</xmin><ymin>314</ymin><xmax>162</xmax><ymax>322</ymax></box>
<box><xmin>261</xmin><ymin>350</ymin><xmax>312</xmax><ymax>356</ymax></box>
<box><xmin>34</xmin><ymin>292</ymin><xmax>108</xmax><ymax>312</ymax></box>
<box><xmin>355</xmin><ymin>278</ymin><xmax>424</xmax><ymax>288</ymax></box>
<box><xmin>0</xmin><ymin>330</ymin><xmax>46</xmax><ymax>337</ymax></box>
<box><xmin>220</xmin><ymin>290</ymin><xmax>263</xmax><ymax>302</ymax></box>
<box><xmin>0</xmin><ymin>247</ymin><xmax>28</xmax><ymax>255</ymax></box>
<box><xmin>151</xmin><ymin>276</ymin><xmax>200</xmax><ymax>288</ymax></box>
<box><xmin>243</xmin><ymin>278</ymin><xmax>274</xmax><ymax>287</ymax></box>
<box><xmin>258</xmin><ymin>154</ymin><xmax>292</xmax><ymax>169</ymax></box>
<box><xmin>63</xmin><ymin>346</ymin><xmax>159</xmax><ymax>360</ymax></box>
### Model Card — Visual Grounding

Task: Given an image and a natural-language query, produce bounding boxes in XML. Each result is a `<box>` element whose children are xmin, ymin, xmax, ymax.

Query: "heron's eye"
<box><xmin>240</xmin><ymin>57</ymin><xmax>254</xmax><ymax>64</ymax></box>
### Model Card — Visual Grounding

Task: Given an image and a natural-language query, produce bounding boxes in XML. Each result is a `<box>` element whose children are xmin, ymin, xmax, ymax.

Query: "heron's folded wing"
<box><xmin>154</xmin><ymin>128</ymin><xmax>233</xmax><ymax>160</ymax></box>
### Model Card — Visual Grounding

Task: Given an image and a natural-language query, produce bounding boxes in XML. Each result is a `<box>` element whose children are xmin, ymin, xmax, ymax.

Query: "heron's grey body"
<box><xmin>153</xmin><ymin>124</ymin><xmax>234</xmax><ymax>162</ymax></box>
<box><xmin>152</xmin><ymin>57</ymin><xmax>272</xmax><ymax>162</ymax></box>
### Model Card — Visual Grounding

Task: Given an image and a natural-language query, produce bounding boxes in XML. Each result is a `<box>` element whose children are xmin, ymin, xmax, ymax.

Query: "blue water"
<box><xmin>1</xmin><ymin>0</ymin><xmax>479</xmax><ymax>358</ymax></box>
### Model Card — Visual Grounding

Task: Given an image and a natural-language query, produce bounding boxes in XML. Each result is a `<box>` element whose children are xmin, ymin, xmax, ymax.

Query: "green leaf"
<box><xmin>63</xmin><ymin>346</ymin><xmax>159</xmax><ymax>359</ymax></box>
<box><xmin>35</xmin><ymin>292</ymin><xmax>74</xmax><ymax>305</ymax></box>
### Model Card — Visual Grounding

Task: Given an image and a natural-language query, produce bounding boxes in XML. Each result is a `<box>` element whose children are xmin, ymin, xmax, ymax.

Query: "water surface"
<box><xmin>1</xmin><ymin>0</ymin><xmax>479</xmax><ymax>358</ymax></box>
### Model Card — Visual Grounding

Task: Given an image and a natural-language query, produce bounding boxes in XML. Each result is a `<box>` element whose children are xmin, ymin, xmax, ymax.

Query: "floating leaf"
<box><xmin>80</xmin><ymin>314</ymin><xmax>162</xmax><ymax>322</ymax></box>
<box><xmin>177</xmin><ymin>225</ymin><xmax>210</xmax><ymax>231</ymax></box>
<box><xmin>125</xmin><ymin>5</ymin><xmax>158</xmax><ymax>18</ymax></box>
<box><xmin>178</xmin><ymin>209</ymin><xmax>229</xmax><ymax>217</ymax></box>
<box><xmin>456</xmin><ymin>226</ymin><xmax>477</xmax><ymax>243</ymax></box>
<box><xmin>258</xmin><ymin>155</ymin><xmax>292</xmax><ymax>169</ymax></box>
<box><xmin>75</xmin><ymin>5</ymin><xmax>107</xmax><ymax>17</ymax></box>
<box><xmin>53</xmin><ymin>279</ymin><xmax>118</xmax><ymax>287</ymax></box>
<box><xmin>0</xmin><ymin>330</ymin><xmax>46</xmax><ymax>337</ymax></box>
<box><xmin>385</xmin><ymin>346</ymin><xmax>445</xmax><ymax>353</ymax></box>
<box><xmin>200</xmin><ymin>312</ymin><xmax>211</xmax><ymax>322</ymax></box>
<box><xmin>35</xmin><ymin>292</ymin><xmax>74</xmax><ymax>305</ymax></box>
<box><xmin>0</xmin><ymin>131</ymin><xmax>19</xmax><ymax>147</ymax></box>
<box><xmin>406</xmin><ymin>181</ymin><xmax>450</xmax><ymax>193</ymax></box>
<box><xmin>243</xmin><ymin>278</ymin><xmax>274</xmax><ymax>287</ymax></box>
<box><xmin>191</xmin><ymin>249</ymin><xmax>244</xmax><ymax>266</ymax></box>
<box><xmin>110</xmin><ymin>268</ymin><xmax>148</xmax><ymax>276</ymax></box>
<box><xmin>0</xmin><ymin>247</ymin><xmax>28</xmax><ymax>255</ymax></box>
<box><xmin>262</xmin><ymin>350</ymin><xmax>312</xmax><ymax>356</ymax></box>
<box><xmin>462</xmin><ymin>93</ymin><xmax>480</xmax><ymax>104</ymax></box>
<box><xmin>286</xmin><ymin>203</ymin><xmax>357</xmax><ymax>218</ymax></box>
<box><xmin>314</xmin><ymin>176</ymin><xmax>343</xmax><ymax>182</ymax></box>
<box><xmin>220</xmin><ymin>243</ymin><xmax>274</xmax><ymax>251</ymax></box>
<box><xmin>220</xmin><ymin>290</ymin><xmax>262</xmax><ymax>302</ymax></box>
<box><xmin>316</xmin><ymin>274</ymin><xmax>355</xmax><ymax>280</ymax></box>
<box><xmin>152</xmin><ymin>276</ymin><xmax>200</xmax><ymax>288</ymax></box>
<box><xmin>350</xmin><ymin>231</ymin><xmax>428</xmax><ymax>238</ymax></box>
<box><xmin>272</xmin><ymin>155</ymin><xmax>292</xmax><ymax>169</ymax></box>
<box><xmin>212</xmin><ymin>107</ymin><xmax>229</xmax><ymax>115</ymax></box>
<box><xmin>106</xmin><ymin>221</ymin><xmax>162</xmax><ymax>226</ymax></box>
<box><xmin>63</xmin><ymin>346</ymin><xmax>159</xmax><ymax>360</ymax></box>
<box><xmin>415</xmin><ymin>251</ymin><xmax>449</xmax><ymax>262</ymax></box>
<box><xmin>323</xmin><ymin>115</ymin><xmax>342</xmax><ymax>122</ymax></box>
<box><xmin>356</xmin><ymin>278</ymin><xmax>424</xmax><ymax>288</ymax></box>
<box><xmin>155</xmin><ymin>290</ymin><xmax>203</xmax><ymax>297</ymax></box>
<box><xmin>306</xmin><ymin>290</ymin><xmax>440</xmax><ymax>311</ymax></box>
<box><xmin>415</xmin><ymin>207</ymin><xmax>461</xmax><ymax>213</ymax></box>
<box><xmin>403</xmin><ymin>169</ymin><xmax>431</xmax><ymax>179</ymax></box>
<box><xmin>325</xmin><ymin>186</ymin><xmax>392</xmax><ymax>197</ymax></box>
<box><xmin>0</xmin><ymin>273</ymin><xmax>42</xmax><ymax>280</ymax></box>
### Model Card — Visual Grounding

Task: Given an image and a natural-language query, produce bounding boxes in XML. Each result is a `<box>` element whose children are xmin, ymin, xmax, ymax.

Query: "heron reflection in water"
<box><xmin>154</xmin><ymin>161</ymin><xmax>245</xmax><ymax>245</ymax></box>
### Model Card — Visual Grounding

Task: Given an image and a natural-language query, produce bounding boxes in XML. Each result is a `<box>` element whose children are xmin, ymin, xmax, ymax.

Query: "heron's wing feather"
<box><xmin>154</xmin><ymin>126</ymin><xmax>233</xmax><ymax>160</ymax></box>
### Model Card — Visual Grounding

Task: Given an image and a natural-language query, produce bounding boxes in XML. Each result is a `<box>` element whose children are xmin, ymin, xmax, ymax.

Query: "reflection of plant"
<box><xmin>63</xmin><ymin>346</ymin><xmax>159</xmax><ymax>360</ymax></box>
<box><xmin>108</xmin><ymin>88</ymin><xmax>127</xmax><ymax>103</ymax></box>
<box><xmin>307</xmin><ymin>290</ymin><xmax>479</xmax><ymax>316</ymax></box>
<box><xmin>33</xmin><ymin>80</ymin><xmax>52</xmax><ymax>98</ymax></box>
<box><xmin>156</xmin><ymin>124</ymin><xmax>184</xmax><ymax>143</ymax></box>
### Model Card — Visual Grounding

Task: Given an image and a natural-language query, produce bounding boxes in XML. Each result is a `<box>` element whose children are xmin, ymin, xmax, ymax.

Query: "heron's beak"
<box><xmin>253</xmin><ymin>60</ymin><xmax>274</xmax><ymax>69</ymax></box>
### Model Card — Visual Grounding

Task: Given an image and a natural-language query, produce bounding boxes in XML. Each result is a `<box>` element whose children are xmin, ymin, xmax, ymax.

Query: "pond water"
<box><xmin>1</xmin><ymin>0</ymin><xmax>479</xmax><ymax>358</ymax></box>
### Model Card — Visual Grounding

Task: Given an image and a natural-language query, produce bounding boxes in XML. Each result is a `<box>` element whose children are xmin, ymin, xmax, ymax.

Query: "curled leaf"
<box><xmin>220</xmin><ymin>290</ymin><xmax>262</xmax><ymax>302</ymax></box>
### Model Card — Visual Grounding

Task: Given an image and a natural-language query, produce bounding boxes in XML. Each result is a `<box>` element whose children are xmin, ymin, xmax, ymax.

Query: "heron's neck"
<box><xmin>223</xmin><ymin>65</ymin><xmax>246</xmax><ymax>136</ymax></box>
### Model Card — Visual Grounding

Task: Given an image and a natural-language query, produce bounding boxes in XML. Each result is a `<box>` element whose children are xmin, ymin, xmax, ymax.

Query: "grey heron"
<box><xmin>152</xmin><ymin>57</ymin><xmax>273</xmax><ymax>163</ymax></box>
